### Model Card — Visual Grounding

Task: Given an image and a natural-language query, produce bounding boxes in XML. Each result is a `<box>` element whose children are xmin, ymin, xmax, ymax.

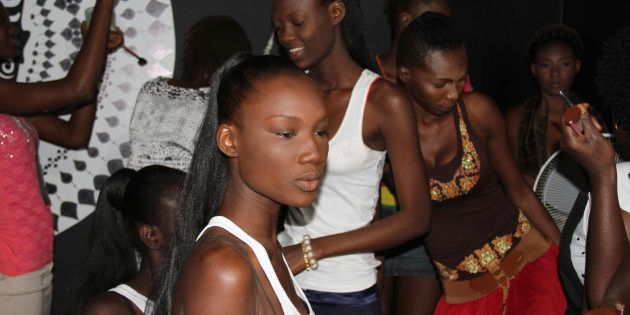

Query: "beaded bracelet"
<box><xmin>301</xmin><ymin>234</ymin><xmax>318</xmax><ymax>271</ymax></box>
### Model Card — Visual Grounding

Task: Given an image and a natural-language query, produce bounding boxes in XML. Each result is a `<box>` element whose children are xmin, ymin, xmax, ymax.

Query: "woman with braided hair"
<box><xmin>506</xmin><ymin>24</ymin><xmax>602</xmax><ymax>187</ymax></box>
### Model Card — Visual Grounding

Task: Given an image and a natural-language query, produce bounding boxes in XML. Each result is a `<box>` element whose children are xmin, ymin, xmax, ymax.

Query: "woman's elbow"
<box><xmin>74</xmin><ymin>84</ymin><xmax>98</xmax><ymax>104</ymax></box>
<box><xmin>63</xmin><ymin>135</ymin><xmax>91</xmax><ymax>150</ymax></box>
<box><xmin>402</xmin><ymin>209</ymin><xmax>431</xmax><ymax>237</ymax></box>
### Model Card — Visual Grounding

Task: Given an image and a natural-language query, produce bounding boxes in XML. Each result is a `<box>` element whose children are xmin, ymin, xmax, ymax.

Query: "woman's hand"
<box><xmin>561</xmin><ymin>104</ymin><xmax>615</xmax><ymax>179</ymax></box>
<box><xmin>282</xmin><ymin>243</ymin><xmax>307</xmax><ymax>275</ymax></box>
<box><xmin>81</xmin><ymin>22</ymin><xmax>124</xmax><ymax>51</ymax></box>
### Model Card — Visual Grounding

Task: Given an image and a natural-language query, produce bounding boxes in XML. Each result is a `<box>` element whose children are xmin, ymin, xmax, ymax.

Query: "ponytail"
<box><xmin>74</xmin><ymin>168</ymin><xmax>137</xmax><ymax>312</ymax></box>
<box><xmin>152</xmin><ymin>53</ymin><xmax>307</xmax><ymax>314</ymax></box>
<box><xmin>337</xmin><ymin>0</ymin><xmax>379</xmax><ymax>73</ymax></box>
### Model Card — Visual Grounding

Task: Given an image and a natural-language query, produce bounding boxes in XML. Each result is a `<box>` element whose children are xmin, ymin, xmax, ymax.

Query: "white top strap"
<box><xmin>108</xmin><ymin>283</ymin><xmax>154</xmax><ymax>314</ymax></box>
<box><xmin>197</xmin><ymin>216</ymin><xmax>313</xmax><ymax>315</ymax></box>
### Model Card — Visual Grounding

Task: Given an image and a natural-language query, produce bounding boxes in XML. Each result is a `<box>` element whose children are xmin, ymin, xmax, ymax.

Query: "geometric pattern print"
<box><xmin>9</xmin><ymin>0</ymin><xmax>175</xmax><ymax>233</ymax></box>
<box><xmin>434</xmin><ymin>211</ymin><xmax>532</xmax><ymax>281</ymax></box>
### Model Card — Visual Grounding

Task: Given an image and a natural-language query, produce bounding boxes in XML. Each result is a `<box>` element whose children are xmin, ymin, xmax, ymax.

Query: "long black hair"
<box><xmin>152</xmin><ymin>53</ymin><xmax>308</xmax><ymax>314</ymax></box>
<box><xmin>74</xmin><ymin>165</ymin><xmax>185</xmax><ymax>312</ymax></box>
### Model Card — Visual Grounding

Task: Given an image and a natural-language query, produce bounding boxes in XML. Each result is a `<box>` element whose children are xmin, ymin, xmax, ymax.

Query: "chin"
<box><xmin>288</xmin><ymin>195</ymin><xmax>317</xmax><ymax>209</ymax></box>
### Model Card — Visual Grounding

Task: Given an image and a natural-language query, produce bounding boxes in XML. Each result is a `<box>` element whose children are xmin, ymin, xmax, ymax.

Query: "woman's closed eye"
<box><xmin>275</xmin><ymin>131</ymin><xmax>295</xmax><ymax>139</ymax></box>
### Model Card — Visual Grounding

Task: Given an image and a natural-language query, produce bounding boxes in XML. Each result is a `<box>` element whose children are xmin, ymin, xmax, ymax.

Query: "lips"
<box><xmin>287</xmin><ymin>46</ymin><xmax>305</xmax><ymax>60</ymax></box>
<box><xmin>295</xmin><ymin>172</ymin><xmax>321</xmax><ymax>192</ymax></box>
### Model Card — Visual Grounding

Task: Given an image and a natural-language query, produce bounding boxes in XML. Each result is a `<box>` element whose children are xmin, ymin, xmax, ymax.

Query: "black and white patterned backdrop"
<box><xmin>3</xmin><ymin>0</ymin><xmax>175</xmax><ymax>234</ymax></box>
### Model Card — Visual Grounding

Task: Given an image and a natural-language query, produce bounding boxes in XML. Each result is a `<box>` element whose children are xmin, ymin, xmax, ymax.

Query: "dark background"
<box><xmin>52</xmin><ymin>0</ymin><xmax>630</xmax><ymax>313</ymax></box>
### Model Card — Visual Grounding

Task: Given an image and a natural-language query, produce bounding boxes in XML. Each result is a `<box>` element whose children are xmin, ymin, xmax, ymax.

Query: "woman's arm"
<box><xmin>285</xmin><ymin>80</ymin><xmax>431</xmax><ymax>273</ymax></box>
<box><xmin>27</xmin><ymin>102</ymin><xmax>97</xmax><ymax>149</ymax></box>
<box><xmin>560</xmin><ymin>107</ymin><xmax>629</xmax><ymax>309</ymax></box>
<box><xmin>466</xmin><ymin>92</ymin><xmax>561</xmax><ymax>244</ymax></box>
<box><xmin>0</xmin><ymin>0</ymin><xmax>116</xmax><ymax>115</ymax></box>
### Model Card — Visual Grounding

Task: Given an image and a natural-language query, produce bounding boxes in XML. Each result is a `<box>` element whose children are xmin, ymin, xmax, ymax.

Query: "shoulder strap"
<box><xmin>558</xmin><ymin>191</ymin><xmax>589</xmax><ymax>313</ymax></box>
<box><xmin>198</xmin><ymin>233</ymin><xmax>278</xmax><ymax>314</ymax></box>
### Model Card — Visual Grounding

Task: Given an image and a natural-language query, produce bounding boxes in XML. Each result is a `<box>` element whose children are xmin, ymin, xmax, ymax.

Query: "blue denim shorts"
<box><xmin>381</xmin><ymin>206</ymin><xmax>436</xmax><ymax>277</ymax></box>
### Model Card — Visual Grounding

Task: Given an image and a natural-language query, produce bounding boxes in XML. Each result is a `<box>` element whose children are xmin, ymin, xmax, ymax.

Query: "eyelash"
<box><xmin>276</xmin><ymin>131</ymin><xmax>294</xmax><ymax>139</ymax></box>
<box><xmin>316</xmin><ymin>130</ymin><xmax>328</xmax><ymax>137</ymax></box>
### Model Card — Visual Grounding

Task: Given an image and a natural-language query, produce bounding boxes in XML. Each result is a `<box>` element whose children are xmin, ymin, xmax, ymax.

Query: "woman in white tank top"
<box><xmin>272</xmin><ymin>0</ymin><xmax>432</xmax><ymax>313</ymax></box>
<box><xmin>153</xmin><ymin>54</ymin><xmax>327</xmax><ymax>314</ymax></box>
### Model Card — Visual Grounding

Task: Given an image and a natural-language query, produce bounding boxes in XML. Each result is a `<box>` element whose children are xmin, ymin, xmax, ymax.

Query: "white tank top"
<box><xmin>197</xmin><ymin>216</ymin><xmax>314</xmax><ymax>315</ymax></box>
<box><xmin>279</xmin><ymin>69</ymin><xmax>386</xmax><ymax>292</ymax></box>
<box><xmin>108</xmin><ymin>283</ymin><xmax>153</xmax><ymax>314</ymax></box>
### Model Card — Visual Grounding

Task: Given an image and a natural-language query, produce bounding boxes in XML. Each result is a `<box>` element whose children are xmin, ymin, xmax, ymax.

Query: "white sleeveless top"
<box><xmin>108</xmin><ymin>283</ymin><xmax>153</xmax><ymax>314</ymax></box>
<box><xmin>279</xmin><ymin>69</ymin><xmax>387</xmax><ymax>292</ymax></box>
<box><xmin>197</xmin><ymin>216</ymin><xmax>314</xmax><ymax>315</ymax></box>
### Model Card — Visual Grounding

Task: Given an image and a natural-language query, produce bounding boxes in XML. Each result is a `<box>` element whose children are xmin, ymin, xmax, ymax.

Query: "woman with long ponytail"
<box><xmin>153</xmin><ymin>53</ymin><xmax>328</xmax><ymax>314</ymax></box>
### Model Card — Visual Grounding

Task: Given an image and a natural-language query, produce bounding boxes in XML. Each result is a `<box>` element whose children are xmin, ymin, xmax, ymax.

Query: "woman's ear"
<box><xmin>529</xmin><ymin>62</ymin><xmax>537</xmax><ymax>77</ymax></box>
<box><xmin>398</xmin><ymin>65</ymin><xmax>411</xmax><ymax>83</ymax></box>
<box><xmin>399</xmin><ymin>12</ymin><xmax>413</xmax><ymax>30</ymax></box>
<box><xmin>139</xmin><ymin>225</ymin><xmax>161</xmax><ymax>250</ymax></box>
<box><xmin>575</xmin><ymin>59</ymin><xmax>582</xmax><ymax>73</ymax></box>
<box><xmin>329</xmin><ymin>0</ymin><xmax>346</xmax><ymax>26</ymax></box>
<box><xmin>217</xmin><ymin>123</ymin><xmax>239</xmax><ymax>157</ymax></box>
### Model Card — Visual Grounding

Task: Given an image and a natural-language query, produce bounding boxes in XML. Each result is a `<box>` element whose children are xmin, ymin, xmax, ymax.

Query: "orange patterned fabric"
<box><xmin>435</xmin><ymin>212</ymin><xmax>531</xmax><ymax>280</ymax></box>
<box><xmin>429</xmin><ymin>104</ymin><xmax>481</xmax><ymax>201</ymax></box>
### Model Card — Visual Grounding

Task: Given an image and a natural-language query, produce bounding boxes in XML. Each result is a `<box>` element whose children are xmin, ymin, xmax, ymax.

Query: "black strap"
<box><xmin>558</xmin><ymin>191</ymin><xmax>589</xmax><ymax>314</ymax></box>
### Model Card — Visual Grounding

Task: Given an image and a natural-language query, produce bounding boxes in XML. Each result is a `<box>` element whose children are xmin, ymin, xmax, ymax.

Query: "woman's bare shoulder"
<box><xmin>81</xmin><ymin>291</ymin><xmax>133</xmax><ymax>315</ymax></box>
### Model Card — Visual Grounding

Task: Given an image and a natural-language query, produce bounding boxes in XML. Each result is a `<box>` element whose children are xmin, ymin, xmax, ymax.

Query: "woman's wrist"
<box><xmin>301</xmin><ymin>235</ymin><xmax>318</xmax><ymax>271</ymax></box>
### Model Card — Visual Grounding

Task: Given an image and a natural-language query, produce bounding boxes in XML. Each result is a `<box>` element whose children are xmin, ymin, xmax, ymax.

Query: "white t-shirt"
<box><xmin>570</xmin><ymin>162</ymin><xmax>630</xmax><ymax>283</ymax></box>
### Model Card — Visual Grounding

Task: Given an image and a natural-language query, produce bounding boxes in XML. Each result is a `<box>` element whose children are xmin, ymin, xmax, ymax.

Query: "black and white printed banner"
<box><xmin>3</xmin><ymin>0</ymin><xmax>175</xmax><ymax>234</ymax></box>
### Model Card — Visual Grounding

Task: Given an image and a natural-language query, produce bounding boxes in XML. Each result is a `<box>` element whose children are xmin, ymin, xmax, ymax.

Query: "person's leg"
<box><xmin>0</xmin><ymin>263</ymin><xmax>53</xmax><ymax>315</ymax></box>
<box><xmin>379</xmin><ymin>271</ymin><xmax>394</xmax><ymax>315</ymax></box>
<box><xmin>393</xmin><ymin>275</ymin><xmax>441</xmax><ymax>315</ymax></box>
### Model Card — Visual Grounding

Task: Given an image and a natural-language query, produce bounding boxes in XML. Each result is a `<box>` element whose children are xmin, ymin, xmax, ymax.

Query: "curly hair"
<box><xmin>526</xmin><ymin>24</ymin><xmax>584</xmax><ymax>63</ymax></box>
<box><xmin>595</xmin><ymin>25</ymin><xmax>630</xmax><ymax>128</ymax></box>
<box><xmin>397</xmin><ymin>11</ymin><xmax>464</xmax><ymax>67</ymax></box>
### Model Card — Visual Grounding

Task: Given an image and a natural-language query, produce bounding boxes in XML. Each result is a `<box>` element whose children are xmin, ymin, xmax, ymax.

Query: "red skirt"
<box><xmin>434</xmin><ymin>245</ymin><xmax>566</xmax><ymax>315</ymax></box>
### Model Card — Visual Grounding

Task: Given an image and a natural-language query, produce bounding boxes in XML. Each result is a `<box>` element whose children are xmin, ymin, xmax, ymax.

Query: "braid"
<box><xmin>527</xmin><ymin>24</ymin><xmax>583</xmax><ymax>63</ymax></box>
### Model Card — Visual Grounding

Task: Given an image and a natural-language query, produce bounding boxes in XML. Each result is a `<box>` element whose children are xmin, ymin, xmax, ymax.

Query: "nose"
<box><xmin>551</xmin><ymin>63</ymin><xmax>561</xmax><ymax>76</ymax></box>
<box><xmin>445</xmin><ymin>84</ymin><xmax>458</xmax><ymax>101</ymax></box>
<box><xmin>299</xmin><ymin>135</ymin><xmax>326</xmax><ymax>165</ymax></box>
<box><xmin>277</xmin><ymin>25</ymin><xmax>294</xmax><ymax>47</ymax></box>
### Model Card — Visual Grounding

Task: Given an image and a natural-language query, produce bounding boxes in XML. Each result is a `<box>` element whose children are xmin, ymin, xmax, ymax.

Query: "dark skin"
<box><xmin>560</xmin><ymin>105</ymin><xmax>630</xmax><ymax>310</ymax></box>
<box><xmin>272</xmin><ymin>0</ymin><xmax>431</xmax><ymax>274</ymax></box>
<box><xmin>505</xmin><ymin>42</ymin><xmax>581</xmax><ymax>187</ymax></box>
<box><xmin>172</xmin><ymin>76</ymin><xmax>328</xmax><ymax>314</ymax></box>
<box><xmin>82</xmin><ymin>194</ymin><xmax>180</xmax><ymax>315</ymax></box>
<box><xmin>378</xmin><ymin>0</ymin><xmax>451</xmax><ymax>82</ymax></box>
<box><xmin>398</xmin><ymin>47</ymin><xmax>560</xmax><ymax>245</ymax></box>
<box><xmin>0</xmin><ymin>0</ymin><xmax>122</xmax><ymax>148</ymax></box>
<box><xmin>0</xmin><ymin>0</ymin><xmax>119</xmax><ymax>115</ymax></box>
<box><xmin>377</xmin><ymin>2</ymin><xmax>451</xmax><ymax>314</ymax></box>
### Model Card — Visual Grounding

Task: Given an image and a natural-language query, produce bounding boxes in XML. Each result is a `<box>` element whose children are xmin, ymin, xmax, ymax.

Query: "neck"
<box><xmin>309</xmin><ymin>32</ymin><xmax>364</xmax><ymax>90</ymax></box>
<box><xmin>216</xmin><ymin>179</ymin><xmax>281</xmax><ymax>249</ymax></box>
<box><xmin>540</xmin><ymin>90</ymin><xmax>570</xmax><ymax>112</ymax></box>
<box><xmin>127</xmin><ymin>258</ymin><xmax>155</xmax><ymax>297</ymax></box>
